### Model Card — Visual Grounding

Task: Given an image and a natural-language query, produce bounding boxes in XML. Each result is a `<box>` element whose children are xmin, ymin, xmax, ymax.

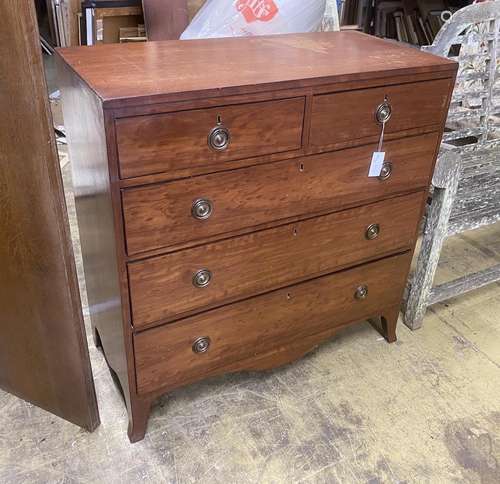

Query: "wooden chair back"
<box><xmin>423</xmin><ymin>1</ymin><xmax>500</xmax><ymax>233</ymax></box>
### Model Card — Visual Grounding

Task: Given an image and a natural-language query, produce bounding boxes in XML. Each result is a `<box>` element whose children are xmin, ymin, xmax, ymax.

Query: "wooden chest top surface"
<box><xmin>56</xmin><ymin>31</ymin><xmax>456</xmax><ymax>107</ymax></box>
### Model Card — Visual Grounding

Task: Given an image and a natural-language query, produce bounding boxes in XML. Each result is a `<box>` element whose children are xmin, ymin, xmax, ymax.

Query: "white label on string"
<box><xmin>369</xmin><ymin>111</ymin><xmax>386</xmax><ymax>177</ymax></box>
<box><xmin>369</xmin><ymin>151</ymin><xmax>385</xmax><ymax>177</ymax></box>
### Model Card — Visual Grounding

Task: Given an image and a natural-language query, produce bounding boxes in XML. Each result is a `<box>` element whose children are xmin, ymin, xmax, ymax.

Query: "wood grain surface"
<box><xmin>142</xmin><ymin>0</ymin><xmax>189</xmax><ymax>41</ymax></box>
<box><xmin>116</xmin><ymin>97</ymin><xmax>305</xmax><ymax>179</ymax></box>
<box><xmin>134</xmin><ymin>252</ymin><xmax>412</xmax><ymax>394</ymax></box>
<box><xmin>55</xmin><ymin>31</ymin><xmax>457</xmax><ymax>107</ymax></box>
<box><xmin>311</xmin><ymin>78</ymin><xmax>452</xmax><ymax>149</ymax></box>
<box><xmin>128</xmin><ymin>192</ymin><xmax>425</xmax><ymax>328</ymax></box>
<box><xmin>0</xmin><ymin>0</ymin><xmax>98</xmax><ymax>430</ymax></box>
<box><xmin>57</xmin><ymin>58</ymin><xmax>143</xmax><ymax>437</ymax></box>
<box><xmin>122</xmin><ymin>132</ymin><xmax>439</xmax><ymax>255</ymax></box>
<box><xmin>57</xmin><ymin>29</ymin><xmax>456</xmax><ymax>442</ymax></box>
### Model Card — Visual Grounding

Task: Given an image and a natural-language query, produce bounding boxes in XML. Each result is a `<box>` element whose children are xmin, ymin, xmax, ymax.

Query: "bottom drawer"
<box><xmin>134</xmin><ymin>252</ymin><xmax>412</xmax><ymax>395</ymax></box>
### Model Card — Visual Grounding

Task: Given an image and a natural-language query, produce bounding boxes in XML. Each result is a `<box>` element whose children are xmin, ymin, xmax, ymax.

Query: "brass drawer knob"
<box><xmin>192</xmin><ymin>336</ymin><xmax>211</xmax><ymax>354</ymax></box>
<box><xmin>365</xmin><ymin>223</ymin><xmax>380</xmax><ymax>240</ymax></box>
<box><xmin>375</xmin><ymin>101</ymin><xmax>392</xmax><ymax>124</ymax></box>
<box><xmin>193</xmin><ymin>269</ymin><xmax>212</xmax><ymax>288</ymax></box>
<box><xmin>192</xmin><ymin>198</ymin><xmax>213</xmax><ymax>220</ymax></box>
<box><xmin>354</xmin><ymin>285</ymin><xmax>369</xmax><ymax>300</ymax></box>
<box><xmin>378</xmin><ymin>162</ymin><xmax>393</xmax><ymax>181</ymax></box>
<box><xmin>208</xmin><ymin>125</ymin><xmax>230</xmax><ymax>151</ymax></box>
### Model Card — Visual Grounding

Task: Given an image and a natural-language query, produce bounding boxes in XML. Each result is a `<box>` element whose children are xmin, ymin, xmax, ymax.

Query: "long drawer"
<box><xmin>128</xmin><ymin>192</ymin><xmax>424</xmax><ymax>328</ymax></box>
<box><xmin>310</xmin><ymin>78</ymin><xmax>452</xmax><ymax>150</ymax></box>
<box><xmin>122</xmin><ymin>132</ymin><xmax>439</xmax><ymax>255</ymax></box>
<box><xmin>134</xmin><ymin>252</ymin><xmax>412</xmax><ymax>394</ymax></box>
<box><xmin>116</xmin><ymin>97</ymin><xmax>305</xmax><ymax>179</ymax></box>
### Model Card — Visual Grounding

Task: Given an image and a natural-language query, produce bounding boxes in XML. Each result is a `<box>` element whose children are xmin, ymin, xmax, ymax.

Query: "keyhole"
<box><xmin>286</xmin><ymin>292</ymin><xmax>292</xmax><ymax>300</ymax></box>
<box><xmin>293</xmin><ymin>228</ymin><xmax>298</xmax><ymax>236</ymax></box>
<box><xmin>216</xmin><ymin>115</ymin><xmax>222</xmax><ymax>124</ymax></box>
<box><xmin>299</xmin><ymin>163</ymin><xmax>305</xmax><ymax>172</ymax></box>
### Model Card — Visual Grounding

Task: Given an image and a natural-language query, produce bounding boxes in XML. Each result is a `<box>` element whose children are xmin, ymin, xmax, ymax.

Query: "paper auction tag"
<box><xmin>368</xmin><ymin>151</ymin><xmax>385</xmax><ymax>177</ymax></box>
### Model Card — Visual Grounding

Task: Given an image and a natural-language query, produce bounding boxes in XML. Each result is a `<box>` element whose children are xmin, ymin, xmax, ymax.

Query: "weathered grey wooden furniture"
<box><xmin>404</xmin><ymin>2</ymin><xmax>500</xmax><ymax>329</ymax></box>
<box><xmin>322</xmin><ymin>0</ymin><xmax>341</xmax><ymax>32</ymax></box>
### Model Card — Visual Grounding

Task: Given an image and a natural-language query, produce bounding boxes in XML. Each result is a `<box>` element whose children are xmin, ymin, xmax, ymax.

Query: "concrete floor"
<box><xmin>1</xmin><ymin>56</ymin><xmax>499</xmax><ymax>483</ymax></box>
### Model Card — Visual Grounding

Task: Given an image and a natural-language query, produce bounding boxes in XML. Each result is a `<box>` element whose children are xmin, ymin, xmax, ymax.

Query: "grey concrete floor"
<box><xmin>1</xmin><ymin>54</ymin><xmax>499</xmax><ymax>483</ymax></box>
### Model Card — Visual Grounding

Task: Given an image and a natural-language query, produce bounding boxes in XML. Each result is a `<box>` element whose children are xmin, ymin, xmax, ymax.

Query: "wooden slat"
<box><xmin>449</xmin><ymin>53</ymin><xmax>491</xmax><ymax>63</ymax></box>
<box><xmin>443</xmin><ymin>139</ymin><xmax>500</xmax><ymax>154</ymax></box>
<box><xmin>442</xmin><ymin>127</ymin><xmax>486</xmax><ymax>142</ymax></box>
<box><xmin>448</xmin><ymin>212</ymin><xmax>500</xmax><ymax>236</ymax></box>
<box><xmin>446</xmin><ymin>108</ymin><xmax>486</xmax><ymax>123</ymax></box>
<box><xmin>452</xmin><ymin>90</ymin><xmax>488</xmax><ymax>103</ymax></box>
<box><xmin>429</xmin><ymin>264</ymin><xmax>500</xmax><ymax>305</ymax></box>
<box><xmin>448</xmin><ymin>146</ymin><xmax>500</xmax><ymax>231</ymax></box>
<box><xmin>455</xmin><ymin>71</ymin><xmax>489</xmax><ymax>82</ymax></box>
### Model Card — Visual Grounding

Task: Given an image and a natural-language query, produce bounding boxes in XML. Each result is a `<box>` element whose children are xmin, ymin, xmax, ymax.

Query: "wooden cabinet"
<box><xmin>57</xmin><ymin>31</ymin><xmax>456</xmax><ymax>442</ymax></box>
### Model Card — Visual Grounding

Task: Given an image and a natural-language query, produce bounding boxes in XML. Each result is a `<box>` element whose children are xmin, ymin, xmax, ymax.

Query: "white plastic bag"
<box><xmin>181</xmin><ymin>0</ymin><xmax>327</xmax><ymax>40</ymax></box>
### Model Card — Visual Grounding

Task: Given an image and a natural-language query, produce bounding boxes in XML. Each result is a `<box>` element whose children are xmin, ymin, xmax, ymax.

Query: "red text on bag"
<box><xmin>236</xmin><ymin>0</ymin><xmax>279</xmax><ymax>23</ymax></box>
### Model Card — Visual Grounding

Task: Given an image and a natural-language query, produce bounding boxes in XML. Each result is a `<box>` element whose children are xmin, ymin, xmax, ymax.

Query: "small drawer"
<box><xmin>116</xmin><ymin>97</ymin><xmax>305</xmax><ymax>179</ymax></box>
<box><xmin>122</xmin><ymin>132</ymin><xmax>439</xmax><ymax>255</ymax></box>
<box><xmin>310</xmin><ymin>78</ymin><xmax>452</xmax><ymax>150</ymax></box>
<box><xmin>134</xmin><ymin>252</ymin><xmax>412</xmax><ymax>394</ymax></box>
<box><xmin>128</xmin><ymin>192</ymin><xmax>425</xmax><ymax>328</ymax></box>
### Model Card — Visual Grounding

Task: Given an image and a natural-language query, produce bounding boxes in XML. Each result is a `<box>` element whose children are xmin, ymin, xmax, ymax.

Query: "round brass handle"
<box><xmin>192</xmin><ymin>336</ymin><xmax>211</xmax><ymax>354</ymax></box>
<box><xmin>376</xmin><ymin>101</ymin><xmax>392</xmax><ymax>124</ymax></box>
<box><xmin>192</xmin><ymin>198</ymin><xmax>213</xmax><ymax>220</ymax></box>
<box><xmin>366</xmin><ymin>223</ymin><xmax>380</xmax><ymax>240</ymax></box>
<box><xmin>208</xmin><ymin>125</ymin><xmax>230</xmax><ymax>151</ymax></box>
<box><xmin>354</xmin><ymin>285</ymin><xmax>369</xmax><ymax>300</ymax></box>
<box><xmin>193</xmin><ymin>269</ymin><xmax>212</xmax><ymax>288</ymax></box>
<box><xmin>378</xmin><ymin>162</ymin><xmax>393</xmax><ymax>181</ymax></box>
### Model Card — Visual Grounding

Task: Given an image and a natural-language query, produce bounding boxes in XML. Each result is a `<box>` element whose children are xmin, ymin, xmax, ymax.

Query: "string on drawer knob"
<box><xmin>378</xmin><ymin>162</ymin><xmax>393</xmax><ymax>181</ymax></box>
<box><xmin>193</xmin><ymin>269</ymin><xmax>212</xmax><ymax>288</ymax></box>
<box><xmin>208</xmin><ymin>125</ymin><xmax>230</xmax><ymax>151</ymax></box>
<box><xmin>192</xmin><ymin>198</ymin><xmax>213</xmax><ymax>220</ymax></box>
<box><xmin>375</xmin><ymin>100</ymin><xmax>392</xmax><ymax>124</ymax></box>
<box><xmin>192</xmin><ymin>336</ymin><xmax>211</xmax><ymax>354</ymax></box>
<box><xmin>365</xmin><ymin>223</ymin><xmax>380</xmax><ymax>240</ymax></box>
<box><xmin>354</xmin><ymin>285</ymin><xmax>369</xmax><ymax>300</ymax></box>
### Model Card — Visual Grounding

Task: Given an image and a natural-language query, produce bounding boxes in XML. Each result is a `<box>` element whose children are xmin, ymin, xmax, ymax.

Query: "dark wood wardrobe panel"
<box><xmin>0</xmin><ymin>0</ymin><xmax>98</xmax><ymax>431</ymax></box>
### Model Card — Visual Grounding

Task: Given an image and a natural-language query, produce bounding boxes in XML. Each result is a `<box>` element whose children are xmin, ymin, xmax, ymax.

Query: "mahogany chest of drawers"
<box><xmin>57</xmin><ymin>32</ymin><xmax>456</xmax><ymax>442</ymax></box>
